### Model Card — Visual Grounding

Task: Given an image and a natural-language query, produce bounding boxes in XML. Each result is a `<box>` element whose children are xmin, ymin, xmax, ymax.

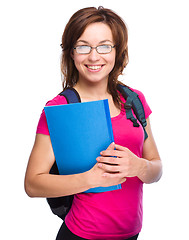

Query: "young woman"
<box><xmin>25</xmin><ymin>7</ymin><xmax>162</xmax><ymax>240</ymax></box>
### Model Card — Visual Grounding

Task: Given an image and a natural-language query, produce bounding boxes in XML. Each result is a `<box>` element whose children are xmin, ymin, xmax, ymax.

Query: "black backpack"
<box><xmin>47</xmin><ymin>84</ymin><xmax>148</xmax><ymax>220</ymax></box>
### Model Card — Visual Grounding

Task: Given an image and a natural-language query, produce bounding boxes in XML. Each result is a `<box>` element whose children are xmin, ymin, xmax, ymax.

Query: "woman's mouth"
<box><xmin>85</xmin><ymin>65</ymin><xmax>104</xmax><ymax>71</ymax></box>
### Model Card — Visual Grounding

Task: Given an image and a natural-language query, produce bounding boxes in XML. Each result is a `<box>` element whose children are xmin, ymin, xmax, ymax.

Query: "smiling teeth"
<box><xmin>87</xmin><ymin>65</ymin><xmax>102</xmax><ymax>70</ymax></box>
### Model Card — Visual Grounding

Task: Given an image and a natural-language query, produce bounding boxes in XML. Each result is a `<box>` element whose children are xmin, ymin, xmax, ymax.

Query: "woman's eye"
<box><xmin>75</xmin><ymin>45</ymin><xmax>91</xmax><ymax>54</ymax></box>
<box><xmin>77</xmin><ymin>45</ymin><xmax>90</xmax><ymax>50</ymax></box>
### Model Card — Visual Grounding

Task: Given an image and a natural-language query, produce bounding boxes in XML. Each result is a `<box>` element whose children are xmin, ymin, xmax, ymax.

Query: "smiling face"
<box><xmin>72</xmin><ymin>22</ymin><xmax>116</xmax><ymax>86</ymax></box>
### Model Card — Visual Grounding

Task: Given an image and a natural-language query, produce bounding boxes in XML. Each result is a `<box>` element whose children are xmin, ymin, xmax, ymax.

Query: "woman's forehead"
<box><xmin>77</xmin><ymin>22</ymin><xmax>114</xmax><ymax>44</ymax></box>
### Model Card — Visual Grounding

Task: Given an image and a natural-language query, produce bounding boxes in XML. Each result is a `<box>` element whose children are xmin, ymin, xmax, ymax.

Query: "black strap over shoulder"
<box><xmin>117</xmin><ymin>84</ymin><xmax>148</xmax><ymax>140</ymax></box>
<box><xmin>59</xmin><ymin>87</ymin><xmax>81</xmax><ymax>103</ymax></box>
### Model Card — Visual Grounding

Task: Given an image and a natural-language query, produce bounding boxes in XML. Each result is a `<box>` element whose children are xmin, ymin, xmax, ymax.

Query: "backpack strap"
<box><xmin>117</xmin><ymin>84</ymin><xmax>148</xmax><ymax>140</ymax></box>
<box><xmin>59</xmin><ymin>87</ymin><xmax>81</xmax><ymax>103</ymax></box>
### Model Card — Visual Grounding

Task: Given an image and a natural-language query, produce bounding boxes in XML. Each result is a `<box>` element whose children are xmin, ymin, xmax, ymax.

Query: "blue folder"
<box><xmin>44</xmin><ymin>99</ymin><xmax>121</xmax><ymax>193</ymax></box>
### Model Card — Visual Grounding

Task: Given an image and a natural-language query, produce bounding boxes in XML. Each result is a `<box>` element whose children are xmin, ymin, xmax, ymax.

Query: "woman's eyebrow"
<box><xmin>99</xmin><ymin>40</ymin><xmax>113</xmax><ymax>44</ymax></box>
<box><xmin>76</xmin><ymin>40</ymin><xmax>89</xmax><ymax>44</ymax></box>
<box><xmin>76</xmin><ymin>39</ymin><xmax>113</xmax><ymax>44</ymax></box>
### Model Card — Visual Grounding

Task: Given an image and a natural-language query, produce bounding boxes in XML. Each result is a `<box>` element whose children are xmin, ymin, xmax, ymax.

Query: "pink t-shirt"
<box><xmin>36</xmin><ymin>88</ymin><xmax>152</xmax><ymax>240</ymax></box>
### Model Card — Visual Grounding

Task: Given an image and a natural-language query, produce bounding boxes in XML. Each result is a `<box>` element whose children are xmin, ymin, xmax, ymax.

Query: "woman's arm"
<box><xmin>25</xmin><ymin>134</ymin><xmax>126</xmax><ymax>198</ymax></box>
<box><xmin>139</xmin><ymin>117</ymin><xmax>162</xmax><ymax>183</ymax></box>
<box><xmin>97</xmin><ymin>118</ymin><xmax>162</xmax><ymax>184</ymax></box>
<box><xmin>24</xmin><ymin>134</ymin><xmax>92</xmax><ymax>198</ymax></box>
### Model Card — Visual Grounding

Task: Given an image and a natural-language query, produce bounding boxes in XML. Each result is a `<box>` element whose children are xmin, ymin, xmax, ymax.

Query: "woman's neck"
<box><xmin>74</xmin><ymin>79</ymin><xmax>121</xmax><ymax>117</ymax></box>
<box><xmin>74</xmin><ymin>80</ymin><xmax>111</xmax><ymax>102</ymax></box>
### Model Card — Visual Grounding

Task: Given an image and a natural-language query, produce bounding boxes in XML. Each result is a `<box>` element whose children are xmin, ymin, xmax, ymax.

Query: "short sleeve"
<box><xmin>36</xmin><ymin>95</ymin><xmax>67</xmax><ymax>135</ymax></box>
<box><xmin>132</xmin><ymin>89</ymin><xmax>152</xmax><ymax>119</ymax></box>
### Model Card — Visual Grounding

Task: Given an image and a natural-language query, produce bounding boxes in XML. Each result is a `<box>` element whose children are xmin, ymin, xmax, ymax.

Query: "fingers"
<box><xmin>96</xmin><ymin>144</ymin><xmax>133</xmax><ymax>178</ymax></box>
<box><xmin>98</xmin><ymin>161</ymin><xmax>120</xmax><ymax>173</ymax></box>
<box><xmin>97</xmin><ymin>143</ymin><xmax>126</xmax><ymax>165</ymax></box>
<box><xmin>103</xmin><ymin>172</ymin><xmax>127</xmax><ymax>183</ymax></box>
<box><xmin>115</xmin><ymin>144</ymin><xmax>127</xmax><ymax>151</ymax></box>
<box><xmin>96</xmin><ymin>156</ymin><xmax>118</xmax><ymax>165</ymax></box>
<box><xmin>107</xmin><ymin>143</ymin><xmax>125</xmax><ymax>151</ymax></box>
<box><xmin>100</xmin><ymin>144</ymin><xmax>130</xmax><ymax>158</ymax></box>
<box><xmin>106</xmin><ymin>142</ymin><xmax>115</xmax><ymax>150</ymax></box>
<box><xmin>100</xmin><ymin>149</ymin><xmax>124</xmax><ymax>158</ymax></box>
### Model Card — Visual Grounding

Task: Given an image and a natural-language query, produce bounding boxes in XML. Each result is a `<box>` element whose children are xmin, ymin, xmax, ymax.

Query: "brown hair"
<box><xmin>61</xmin><ymin>6</ymin><xmax>129</xmax><ymax>107</ymax></box>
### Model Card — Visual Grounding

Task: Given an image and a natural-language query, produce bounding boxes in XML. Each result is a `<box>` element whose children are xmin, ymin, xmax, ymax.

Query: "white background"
<box><xmin>1</xmin><ymin>0</ymin><xmax>189</xmax><ymax>239</ymax></box>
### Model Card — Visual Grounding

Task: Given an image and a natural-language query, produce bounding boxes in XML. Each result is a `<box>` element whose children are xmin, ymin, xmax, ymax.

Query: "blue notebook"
<box><xmin>44</xmin><ymin>99</ymin><xmax>121</xmax><ymax>193</ymax></box>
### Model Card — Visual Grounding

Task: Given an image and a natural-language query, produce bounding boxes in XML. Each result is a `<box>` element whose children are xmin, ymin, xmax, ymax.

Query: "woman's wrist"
<box><xmin>81</xmin><ymin>170</ymin><xmax>96</xmax><ymax>190</ymax></box>
<box><xmin>137</xmin><ymin>158</ymin><xmax>162</xmax><ymax>184</ymax></box>
<box><xmin>137</xmin><ymin>158</ymin><xmax>148</xmax><ymax>182</ymax></box>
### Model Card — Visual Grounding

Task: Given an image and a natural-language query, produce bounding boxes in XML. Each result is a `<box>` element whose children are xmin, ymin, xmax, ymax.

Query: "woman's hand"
<box><xmin>96</xmin><ymin>143</ymin><xmax>146</xmax><ymax>179</ymax></box>
<box><xmin>96</xmin><ymin>118</ymin><xmax>163</xmax><ymax>184</ymax></box>
<box><xmin>87</xmin><ymin>143</ymin><xmax>126</xmax><ymax>188</ymax></box>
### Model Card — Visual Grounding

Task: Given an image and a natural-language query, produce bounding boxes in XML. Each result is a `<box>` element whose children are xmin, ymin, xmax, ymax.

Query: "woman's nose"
<box><xmin>88</xmin><ymin>48</ymin><xmax>100</xmax><ymax>61</ymax></box>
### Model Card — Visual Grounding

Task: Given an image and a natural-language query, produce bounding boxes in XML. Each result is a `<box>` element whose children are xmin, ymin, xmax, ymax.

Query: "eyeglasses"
<box><xmin>73</xmin><ymin>45</ymin><xmax>116</xmax><ymax>54</ymax></box>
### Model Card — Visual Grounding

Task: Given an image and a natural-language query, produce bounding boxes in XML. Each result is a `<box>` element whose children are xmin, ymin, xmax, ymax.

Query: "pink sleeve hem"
<box><xmin>36</xmin><ymin>95</ymin><xmax>67</xmax><ymax>135</ymax></box>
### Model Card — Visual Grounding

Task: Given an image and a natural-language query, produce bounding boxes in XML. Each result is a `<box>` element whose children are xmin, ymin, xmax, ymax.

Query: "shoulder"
<box><xmin>129</xmin><ymin>87</ymin><xmax>147</xmax><ymax>105</ymax></box>
<box><xmin>36</xmin><ymin>94</ymin><xmax>67</xmax><ymax>135</ymax></box>
<box><xmin>118</xmin><ymin>86</ymin><xmax>146</xmax><ymax>104</ymax></box>
<box><xmin>130</xmin><ymin>87</ymin><xmax>152</xmax><ymax>119</ymax></box>
<box><xmin>45</xmin><ymin>94</ymin><xmax>68</xmax><ymax>107</ymax></box>
<box><xmin>118</xmin><ymin>85</ymin><xmax>152</xmax><ymax>119</ymax></box>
